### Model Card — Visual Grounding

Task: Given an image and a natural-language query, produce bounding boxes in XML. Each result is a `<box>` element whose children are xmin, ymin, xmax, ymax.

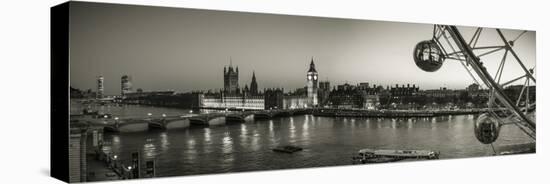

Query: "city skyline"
<box><xmin>73</xmin><ymin>61</ymin><xmax>484</xmax><ymax>96</ymax></box>
<box><xmin>69</xmin><ymin>2</ymin><xmax>536</xmax><ymax>95</ymax></box>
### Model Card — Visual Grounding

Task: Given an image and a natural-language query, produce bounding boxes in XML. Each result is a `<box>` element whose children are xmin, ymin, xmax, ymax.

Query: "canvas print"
<box><xmin>63</xmin><ymin>1</ymin><xmax>536</xmax><ymax>182</ymax></box>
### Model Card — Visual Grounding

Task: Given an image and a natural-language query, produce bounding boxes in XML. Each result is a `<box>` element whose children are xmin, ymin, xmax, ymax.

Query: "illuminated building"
<box><xmin>97</xmin><ymin>76</ymin><xmax>104</xmax><ymax>99</ymax></box>
<box><xmin>121</xmin><ymin>75</ymin><xmax>132</xmax><ymax>97</ymax></box>
<box><xmin>223</xmin><ymin>60</ymin><xmax>239</xmax><ymax>95</ymax></box>
<box><xmin>306</xmin><ymin>58</ymin><xmax>319</xmax><ymax>106</ymax></box>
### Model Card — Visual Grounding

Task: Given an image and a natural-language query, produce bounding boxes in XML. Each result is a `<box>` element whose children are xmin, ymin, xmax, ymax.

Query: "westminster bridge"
<box><xmin>71</xmin><ymin>108</ymin><xmax>312</xmax><ymax>132</ymax></box>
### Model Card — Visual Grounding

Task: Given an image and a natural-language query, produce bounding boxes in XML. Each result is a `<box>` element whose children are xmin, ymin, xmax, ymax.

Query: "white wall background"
<box><xmin>0</xmin><ymin>0</ymin><xmax>548</xmax><ymax>183</ymax></box>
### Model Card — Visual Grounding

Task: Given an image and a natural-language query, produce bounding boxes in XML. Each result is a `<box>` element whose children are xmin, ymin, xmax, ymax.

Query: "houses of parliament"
<box><xmin>200</xmin><ymin>58</ymin><xmax>319</xmax><ymax>110</ymax></box>
<box><xmin>222</xmin><ymin>60</ymin><xmax>259</xmax><ymax>96</ymax></box>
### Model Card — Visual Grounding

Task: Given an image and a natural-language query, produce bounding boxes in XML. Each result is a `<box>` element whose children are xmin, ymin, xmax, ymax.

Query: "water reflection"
<box><xmin>160</xmin><ymin>132</ymin><xmax>169</xmax><ymax>151</ymax></box>
<box><xmin>240</xmin><ymin>124</ymin><xmax>249</xmax><ymax>144</ymax></box>
<box><xmin>289</xmin><ymin>117</ymin><xmax>296</xmax><ymax>140</ymax></box>
<box><xmin>222</xmin><ymin>132</ymin><xmax>233</xmax><ymax>154</ymax></box>
<box><xmin>240</xmin><ymin>124</ymin><xmax>248</xmax><ymax>135</ymax></box>
<box><xmin>143</xmin><ymin>140</ymin><xmax>157</xmax><ymax>159</ymax></box>
<box><xmin>185</xmin><ymin>137</ymin><xmax>197</xmax><ymax>161</ymax></box>
<box><xmin>268</xmin><ymin>120</ymin><xmax>275</xmax><ymax>144</ymax></box>
<box><xmin>112</xmin><ymin>135</ymin><xmax>120</xmax><ymax>144</ymax></box>
<box><xmin>251</xmin><ymin>129</ymin><xmax>260</xmax><ymax>151</ymax></box>
<box><xmin>302</xmin><ymin>116</ymin><xmax>311</xmax><ymax>144</ymax></box>
<box><xmin>97</xmin><ymin>113</ymin><xmax>533</xmax><ymax>177</ymax></box>
<box><xmin>108</xmin><ymin>135</ymin><xmax>121</xmax><ymax>154</ymax></box>
<box><xmin>204</xmin><ymin>128</ymin><xmax>211</xmax><ymax>143</ymax></box>
<box><xmin>221</xmin><ymin>132</ymin><xmax>235</xmax><ymax>168</ymax></box>
<box><xmin>303</xmin><ymin>119</ymin><xmax>309</xmax><ymax>130</ymax></box>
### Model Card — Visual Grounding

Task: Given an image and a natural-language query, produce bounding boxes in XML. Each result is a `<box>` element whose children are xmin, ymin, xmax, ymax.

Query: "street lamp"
<box><xmin>110</xmin><ymin>154</ymin><xmax>119</xmax><ymax>169</ymax></box>
<box><xmin>125</xmin><ymin>165</ymin><xmax>133</xmax><ymax>179</ymax></box>
<box><xmin>146</xmin><ymin>113</ymin><xmax>153</xmax><ymax>123</ymax></box>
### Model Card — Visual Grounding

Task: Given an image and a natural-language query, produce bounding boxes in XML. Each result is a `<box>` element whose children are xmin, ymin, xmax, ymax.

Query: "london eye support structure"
<box><xmin>413</xmin><ymin>25</ymin><xmax>536</xmax><ymax>146</ymax></box>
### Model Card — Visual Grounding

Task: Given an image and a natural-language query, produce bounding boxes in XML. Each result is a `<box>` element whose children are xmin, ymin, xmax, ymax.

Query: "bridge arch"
<box><xmin>243</xmin><ymin>113</ymin><xmax>255</xmax><ymax>120</ymax></box>
<box><xmin>189</xmin><ymin>114</ymin><xmax>226</xmax><ymax>127</ymax></box>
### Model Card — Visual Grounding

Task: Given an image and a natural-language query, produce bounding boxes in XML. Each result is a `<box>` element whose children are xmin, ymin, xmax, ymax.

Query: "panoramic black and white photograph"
<box><xmin>66</xmin><ymin>1</ymin><xmax>536</xmax><ymax>182</ymax></box>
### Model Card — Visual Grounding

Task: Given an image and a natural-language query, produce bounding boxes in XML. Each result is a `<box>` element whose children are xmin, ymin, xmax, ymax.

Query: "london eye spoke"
<box><xmin>413</xmin><ymin>25</ymin><xmax>536</xmax><ymax>144</ymax></box>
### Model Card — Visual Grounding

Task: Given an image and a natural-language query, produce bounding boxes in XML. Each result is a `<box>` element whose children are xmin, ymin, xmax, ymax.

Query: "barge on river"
<box><xmin>273</xmin><ymin>145</ymin><xmax>303</xmax><ymax>153</ymax></box>
<box><xmin>352</xmin><ymin>148</ymin><xmax>439</xmax><ymax>164</ymax></box>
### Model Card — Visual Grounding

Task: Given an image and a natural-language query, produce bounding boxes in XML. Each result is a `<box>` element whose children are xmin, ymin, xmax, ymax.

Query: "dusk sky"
<box><xmin>69</xmin><ymin>2</ymin><xmax>536</xmax><ymax>95</ymax></box>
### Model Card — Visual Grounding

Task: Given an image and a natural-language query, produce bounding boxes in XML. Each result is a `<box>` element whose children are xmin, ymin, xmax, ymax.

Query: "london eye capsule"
<box><xmin>413</xmin><ymin>40</ymin><xmax>445</xmax><ymax>72</ymax></box>
<box><xmin>474</xmin><ymin>113</ymin><xmax>501</xmax><ymax>144</ymax></box>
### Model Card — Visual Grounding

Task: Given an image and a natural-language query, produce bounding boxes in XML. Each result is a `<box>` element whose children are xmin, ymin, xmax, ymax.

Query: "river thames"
<box><xmin>72</xmin><ymin>103</ymin><xmax>532</xmax><ymax>177</ymax></box>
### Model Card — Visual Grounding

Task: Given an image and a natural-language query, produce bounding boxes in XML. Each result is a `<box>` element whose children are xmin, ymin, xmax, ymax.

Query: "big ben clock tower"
<box><xmin>306</xmin><ymin>58</ymin><xmax>318</xmax><ymax>106</ymax></box>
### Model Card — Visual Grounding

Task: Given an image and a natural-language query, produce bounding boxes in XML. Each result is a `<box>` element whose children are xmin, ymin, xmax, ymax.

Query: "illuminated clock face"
<box><xmin>314</xmin><ymin>75</ymin><xmax>317</xmax><ymax>80</ymax></box>
<box><xmin>308</xmin><ymin>75</ymin><xmax>312</xmax><ymax>80</ymax></box>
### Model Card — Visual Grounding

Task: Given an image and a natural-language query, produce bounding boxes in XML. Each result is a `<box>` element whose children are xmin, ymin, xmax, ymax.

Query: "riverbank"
<box><xmin>313</xmin><ymin>108</ymin><xmax>487</xmax><ymax>118</ymax></box>
<box><xmin>74</xmin><ymin>101</ymin><xmax>490</xmax><ymax>119</ymax></box>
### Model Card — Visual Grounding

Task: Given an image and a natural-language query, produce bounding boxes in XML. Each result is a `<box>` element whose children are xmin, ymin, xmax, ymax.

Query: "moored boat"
<box><xmin>273</xmin><ymin>145</ymin><xmax>303</xmax><ymax>153</ymax></box>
